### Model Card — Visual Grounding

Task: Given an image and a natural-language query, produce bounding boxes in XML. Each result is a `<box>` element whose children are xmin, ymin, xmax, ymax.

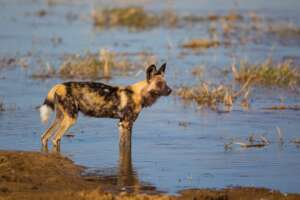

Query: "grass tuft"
<box><xmin>92</xmin><ymin>7</ymin><xmax>159</xmax><ymax>29</ymax></box>
<box><xmin>58</xmin><ymin>54</ymin><xmax>104</xmax><ymax>79</ymax></box>
<box><xmin>182</xmin><ymin>39</ymin><xmax>220</xmax><ymax>49</ymax></box>
<box><xmin>30</xmin><ymin>50</ymin><xmax>154</xmax><ymax>80</ymax></box>
<box><xmin>31</xmin><ymin>63</ymin><xmax>56</xmax><ymax>79</ymax></box>
<box><xmin>176</xmin><ymin>82</ymin><xmax>250</xmax><ymax>111</ymax></box>
<box><xmin>232</xmin><ymin>59</ymin><xmax>300</xmax><ymax>88</ymax></box>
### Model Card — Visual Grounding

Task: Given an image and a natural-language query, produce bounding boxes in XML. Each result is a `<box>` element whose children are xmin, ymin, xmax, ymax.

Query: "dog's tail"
<box><xmin>40</xmin><ymin>84</ymin><xmax>63</xmax><ymax>124</ymax></box>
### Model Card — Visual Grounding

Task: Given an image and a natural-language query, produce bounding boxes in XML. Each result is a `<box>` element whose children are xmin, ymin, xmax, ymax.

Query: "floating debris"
<box><xmin>0</xmin><ymin>100</ymin><xmax>4</xmax><ymax>112</ymax></box>
<box><xmin>178</xmin><ymin>121</ymin><xmax>190</xmax><ymax>127</ymax></box>
<box><xmin>234</xmin><ymin>142</ymin><xmax>267</xmax><ymax>148</ymax></box>
<box><xmin>64</xmin><ymin>133</ymin><xmax>75</xmax><ymax>138</ymax></box>
<box><xmin>0</xmin><ymin>57</ymin><xmax>16</xmax><ymax>69</ymax></box>
<box><xmin>291</xmin><ymin>139</ymin><xmax>300</xmax><ymax>144</ymax></box>
<box><xmin>36</xmin><ymin>9</ymin><xmax>47</xmax><ymax>17</ymax></box>
<box><xmin>51</xmin><ymin>36</ymin><xmax>62</xmax><ymax>46</ymax></box>
<box><xmin>225</xmin><ymin>134</ymin><xmax>270</xmax><ymax>149</ymax></box>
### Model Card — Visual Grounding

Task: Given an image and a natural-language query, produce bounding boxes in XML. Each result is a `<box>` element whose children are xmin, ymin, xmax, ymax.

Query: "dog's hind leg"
<box><xmin>52</xmin><ymin>114</ymin><xmax>77</xmax><ymax>151</ymax></box>
<box><xmin>41</xmin><ymin>109</ymin><xmax>63</xmax><ymax>148</ymax></box>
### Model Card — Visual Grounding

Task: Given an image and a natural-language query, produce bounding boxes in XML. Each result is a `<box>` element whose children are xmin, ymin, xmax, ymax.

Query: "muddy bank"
<box><xmin>0</xmin><ymin>150</ymin><xmax>299</xmax><ymax>200</ymax></box>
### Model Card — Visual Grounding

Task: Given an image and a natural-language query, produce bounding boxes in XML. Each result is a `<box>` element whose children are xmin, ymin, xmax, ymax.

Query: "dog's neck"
<box><xmin>129</xmin><ymin>80</ymin><xmax>160</xmax><ymax>108</ymax></box>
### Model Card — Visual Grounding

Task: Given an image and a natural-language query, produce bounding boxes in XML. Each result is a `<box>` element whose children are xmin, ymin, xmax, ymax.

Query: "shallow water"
<box><xmin>1</xmin><ymin>0</ymin><xmax>300</xmax><ymax>194</ymax></box>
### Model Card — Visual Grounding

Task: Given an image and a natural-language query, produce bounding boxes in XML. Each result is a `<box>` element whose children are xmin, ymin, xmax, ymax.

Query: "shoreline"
<box><xmin>0</xmin><ymin>150</ymin><xmax>299</xmax><ymax>200</ymax></box>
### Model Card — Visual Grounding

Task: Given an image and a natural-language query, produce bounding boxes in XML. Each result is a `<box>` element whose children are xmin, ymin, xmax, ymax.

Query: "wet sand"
<box><xmin>0</xmin><ymin>150</ymin><xmax>299</xmax><ymax>200</ymax></box>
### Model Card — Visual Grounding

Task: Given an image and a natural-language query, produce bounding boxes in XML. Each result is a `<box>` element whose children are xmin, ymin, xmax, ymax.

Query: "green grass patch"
<box><xmin>232</xmin><ymin>59</ymin><xmax>300</xmax><ymax>88</ymax></box>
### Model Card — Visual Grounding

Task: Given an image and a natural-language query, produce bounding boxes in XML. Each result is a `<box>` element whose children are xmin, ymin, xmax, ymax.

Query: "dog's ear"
<box><xmin>157</xmin><ymin>63</ymin><xmax>166</xmax><ymax>75</ymax></box>
<box><xmin>146</xmin><ymin>64</ymin><xmax>157</xmax><ymax>82</ymax></box>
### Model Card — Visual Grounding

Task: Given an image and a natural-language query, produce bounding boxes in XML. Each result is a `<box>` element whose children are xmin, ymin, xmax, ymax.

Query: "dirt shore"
<box><xmin>0</xmin><ymin>150</ymin><xmax>299</xmax><ymax>200</ymax></box>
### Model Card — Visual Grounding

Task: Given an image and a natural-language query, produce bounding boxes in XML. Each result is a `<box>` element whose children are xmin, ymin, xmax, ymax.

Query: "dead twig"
<box><xmin>234</xmin><ymin>142</ymin><xmax>267</xmax><ymax>148</ymax></box>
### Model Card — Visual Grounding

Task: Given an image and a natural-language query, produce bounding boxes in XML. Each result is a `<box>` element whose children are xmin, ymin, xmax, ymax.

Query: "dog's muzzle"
<box><xmin>166</xmin><ymin>87</ymin><xmax>172</xmax><ymax>96</ymax></box>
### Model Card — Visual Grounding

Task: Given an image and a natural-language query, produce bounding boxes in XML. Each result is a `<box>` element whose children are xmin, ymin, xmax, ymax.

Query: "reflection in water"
<box><xmin>83</xmin><ymin>145</ymin><xmax>158</xmax><ymax>194</ymax></box>
<box><xmin>117</xmin><ymin>145</ymin><xmax>139</xmax><ymax>192</ymax></box>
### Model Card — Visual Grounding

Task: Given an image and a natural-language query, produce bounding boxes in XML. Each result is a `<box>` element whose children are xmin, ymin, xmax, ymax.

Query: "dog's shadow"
<box><xmin>42</xmin><ymin>145</ymin><xmax>158</xmax><ymax>194</ymax></box>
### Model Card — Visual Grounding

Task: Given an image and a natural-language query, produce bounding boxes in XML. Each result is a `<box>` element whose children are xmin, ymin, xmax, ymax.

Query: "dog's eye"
<box><xmin>156</xmin><ymin>81</ymin><xmax>164</xmax><ymax>88</ymax></box>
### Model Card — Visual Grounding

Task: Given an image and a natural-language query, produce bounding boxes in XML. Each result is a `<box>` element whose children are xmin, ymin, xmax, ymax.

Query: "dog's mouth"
<box><xmin>149</xmin><ymin>88</ymin><xmax>172</xmax><ymax>97</ymax></box>
<box><xmin>150</xmin><ymin>91</ymin><xmax>160</xmax><ymax>96</ymax></box>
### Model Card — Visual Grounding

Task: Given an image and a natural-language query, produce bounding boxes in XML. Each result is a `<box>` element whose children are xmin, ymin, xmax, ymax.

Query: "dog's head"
<box><xmin>146</xmin><ymin>63</ymin><xmax>172</xmax><ymax>97</ymax></box>
<box><xmin>140</xmin><ymin>63</ymin><xmax>171</xmax><ymax>107</ymax></box>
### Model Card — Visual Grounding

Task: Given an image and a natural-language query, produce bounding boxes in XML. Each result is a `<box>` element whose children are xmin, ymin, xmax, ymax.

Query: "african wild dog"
<box><xmin>40</xmin><ymin>63</ymin><xmax>172</xmax><ymax>150</ymax></box>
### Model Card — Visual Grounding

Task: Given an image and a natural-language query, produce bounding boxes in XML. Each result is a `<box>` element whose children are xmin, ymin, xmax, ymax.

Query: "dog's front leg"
<box><xmin>118</xmin><ymin>120</ymin><xmax>133</xmax><ymax>148</ymax></box>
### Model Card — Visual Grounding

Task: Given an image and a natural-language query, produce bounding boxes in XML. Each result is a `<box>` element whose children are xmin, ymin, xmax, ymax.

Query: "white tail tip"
<box><xmin>40</xmin><ymin>105</ymin><xmax>52</xmax><ymax>124</ymax></box>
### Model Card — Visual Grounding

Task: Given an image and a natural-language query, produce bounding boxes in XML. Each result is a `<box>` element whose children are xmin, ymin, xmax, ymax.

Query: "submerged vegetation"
<box><xmin>232</xmin><ymin>59</ymin><xmax>300</xmax><ymax>88</ymax></box>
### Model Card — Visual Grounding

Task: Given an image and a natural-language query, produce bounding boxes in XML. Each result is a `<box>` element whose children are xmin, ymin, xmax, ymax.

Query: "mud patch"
<box><xmin>0</xmin><ymin>151</ymin><xmax>299</xmax><ymax>200</ymax></box>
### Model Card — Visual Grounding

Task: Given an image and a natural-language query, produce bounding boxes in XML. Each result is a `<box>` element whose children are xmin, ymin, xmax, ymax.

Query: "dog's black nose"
<box><xmin>167</xmin><ymin>88</ymin><xmax>172</xmax><ymax>95</ymax></box>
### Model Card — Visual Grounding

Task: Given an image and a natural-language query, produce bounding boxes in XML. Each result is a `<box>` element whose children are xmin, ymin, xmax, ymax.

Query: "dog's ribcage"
<box><xmin>61</xmin><ymin>82</ymin><xmax>132</xmax><ymax>119</ymax></box>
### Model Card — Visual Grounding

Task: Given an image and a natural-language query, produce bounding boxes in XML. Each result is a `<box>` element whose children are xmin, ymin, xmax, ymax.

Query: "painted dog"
<box><xmin>40</xmin><ymin>63</ymin><xmax>172</xmax><ymax>150</ymax></box>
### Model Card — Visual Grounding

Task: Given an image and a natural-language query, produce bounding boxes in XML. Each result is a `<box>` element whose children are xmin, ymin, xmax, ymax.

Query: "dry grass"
<box><xmin>91</xmin><ymin>7</ymin><xmax>244</xmax><ymax>30</ymax></box>
<box><xmin>176</xmin><ymin>81</ymin><xmax>251</xmax><ymax>111</ymax></box>
<box><xmin>30</xmin><ymin>50</ymin><xmax>154</xmax><ymax>80</ymax></box>
<box><xmin>58</xmin><ymin>54</ymin><xmax>104</xmax><ymax>79</ymax></box>
<box><xmin>92</xmin><ymin>7</ymin><xmax>159</xmax><ymax>29</ymax></box>
<box><xmin>182</xmin><ymin>11</ymin><xmax>243</xmax><ymax>23</ymax></box>
<box><xmin>268</xmin><ymin>22</ymin><xmax>300</xmax><ymax>40</ymax></box>
<box><xmin>177</xmin><ymin>83</ymin><xmax>234</xmax><ymax>109</ymax></box>
<box><xmin>58</xmin><ymin>51</ymin><xmax>136</xmax><ymax>79</ymax></box>
<box><xmin>232</xmin><ymin>59</ymin><xmax>300</xmax><ymax>88</ymax></box>
<box><xmin>181</xmin><ymin>39</ymin><xmax>220</xmax><ymax>49</ymax></box>
<box><xmin>31</xmin><ymin>63</ymin><xmax>56</xmax><ymax>79</ymax></box>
